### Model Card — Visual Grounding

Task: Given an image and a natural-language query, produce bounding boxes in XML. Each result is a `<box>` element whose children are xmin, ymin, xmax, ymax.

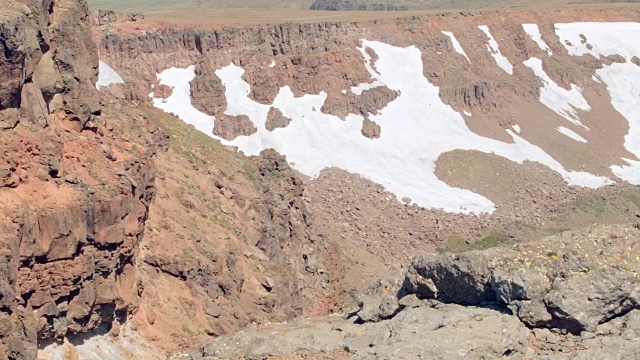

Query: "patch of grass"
<box><xmin>243</xmin><ymin>163</ymin><xmax>257</xmax><ymax>182</ymax></box>
<box><xmin>150</xmin><ymin>106</ymin><xmax>256</xmax><ymax>186</ymax></box>
<box><xmin>473</xmin><ymin>233</ymin><xmax>509</xmax><ymax>250</ymax></box>
<box><xmin>181</xmin><ymin>325</ymin><xmax>194</xmax><ymax>336</ymax></box>
<box><xmin>436</xmin><ymin>235</ymin><xmax>468</xmax><ymax>254</ymax></box>
<box><xmin>437</xmin><ymin>233</ymin><xmax>509</xmax><ymax>254</ymax></box>
<box><xmin>268</xmin><ymin>169</ymin><xmax>282</xmax><ymax>179</ymax></box>
<box><xmin>178</xmin><ymin>147</ymin><xmax>203</xmax><ymax>165</ymax></box>
<box><xmin>622</xmin><ymin>190</ymin><xmax>640</xmax><ymax>209</ymax></box>
<box><xmin>573</xmin><ymin>196</ymin><xmax>609</xmax><ymax>216</ymax></box>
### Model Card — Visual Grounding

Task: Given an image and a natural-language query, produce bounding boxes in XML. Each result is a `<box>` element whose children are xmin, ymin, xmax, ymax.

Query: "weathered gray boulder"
<box><xmin>403</xmin><ymin>225</ymin><xmax>640</xmax><ymax>334</ymax></box>
<box><xmin>354</xmin><ymin>273</ymin><xmax>404</xmax><ymax>323</ymax></box>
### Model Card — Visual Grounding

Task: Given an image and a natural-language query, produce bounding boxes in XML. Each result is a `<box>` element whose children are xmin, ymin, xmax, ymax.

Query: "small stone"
<box><xmin>109</xmin><ymin>321</ymin><xmax>121</xmax><ymax>337</ymax></box>
<box><xmin>221</xmin><ymin>188</ymin><xmax>234</xmax><ymax>199</ymax></box>
<box><xmin>64</xmin><ymin>174</ymin><xmax>78</xmax><ymax>184</ymax></box>
<box><xmin>206</xmin><ymin>302</ymin><xmax>223</xmax><ymax>318</ymax></box>
<box><xmin>259</xmin><ymin>275</ymin><xmax>275</xmax><ymax>292</ymax></box>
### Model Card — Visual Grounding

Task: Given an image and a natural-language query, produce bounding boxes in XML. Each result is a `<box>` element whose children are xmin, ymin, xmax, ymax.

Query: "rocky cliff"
<box><xmin>5</xmin><ymin>3</ymin><xmax>640</xmax><ymax>358</ymax></box>
<box><xmin>94</xmin><ymin>5</ymin><xmax>640</xmax><ymax>304</ymax></box>
<box><xmin>0</xmin><ymin>0</ymin><xmax>158</xmax><ymax>358</ymax></box>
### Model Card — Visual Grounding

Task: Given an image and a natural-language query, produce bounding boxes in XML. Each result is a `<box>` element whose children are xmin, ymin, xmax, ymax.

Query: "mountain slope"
<box><xmin>88</xmin><ymin>0</ymin><xmax>640</xmax><ymax>11</ymax></box>
<box><xmin>89</xmin><ymin>9</ymin><xmax>640</xmax><ymax>356</ymax></box>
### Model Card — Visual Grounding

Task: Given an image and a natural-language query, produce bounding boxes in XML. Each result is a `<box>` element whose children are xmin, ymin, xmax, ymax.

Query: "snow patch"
<box><xmin>523</xmin><ymin>57</ymin><xmax>590</xmax><ymax>129</ymax></box>
<box><xmin>149</xmin><ymin>65</ymin><xmax>218</xmax><ymax>138</ymax></box>
<box><xmin>523</xmin><ymin>24</ymin><xmax>553</xmax><ymax>56</ymax></box>
<box><xmin>557</xmin><ymin>126</ymin><xmax>587</xmax><ymax>143</ymax></box>
<box><xmin>152</xmin><ymin>40</ymin><xmax>612</xmax><ymax>214</ymax></box>
<box><xmin>555</xmin><ymin>22</ymin><xmax>640</xmax><ymax>60</ymax></box>
<box><xmin>555</xmin><ymin>23</ymin><xmax>640</xmax><ymax>183</ymax></box>
<box><xmin>463</xmin><ymin>110</ymin><xmax>472</xmax><ymax>116</ymax></box>
<box><xmin>598</xmin><ymin>62</ymin><xmax>640</xmax><ymax>184</ymax></box>
<box><xmin>341</xmin><ymin>89</ymin><xmax>347</xmax><ymax>94</ymax></box>
<box><xmin>96</xmin><ymin>61</ymin><xmax>124</xmax><ymax>89</ymax></box>
<box><xmin>512</xmin><ymin>125</ymin><xmax>521</xmax><ymax>133</ymax></box>
<box><xmin>478</xmin><ymin>25</ymin><xmax>513</xmax><ymax>74</ymax></box>
<box><xmin>351</xmin><ymin>80</ymin><xmax>383</xmax><ymax>95</ymax></box>
<box><xmin>441</xmin><ymin>31</ymin><xmax>471</xmax><ymax>63</ymax></box>
<box><xmin>269</xmin><ymin>60</ymin><xmax>276</xmax><ymax>68</ymax></box>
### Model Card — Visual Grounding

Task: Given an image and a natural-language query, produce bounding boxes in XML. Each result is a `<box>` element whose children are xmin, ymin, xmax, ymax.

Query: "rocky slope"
<box><xmin>123</xmin><ymin>107</ymin><xmax>339</xmax><ymax>355</ymax></box>
<box><xmin>174</xmin><ymin>224</ymin><xmax>640</xmax><ymax>359</ymax></box>
<box><xmin>4</xmin><ymin>2</ymin><xmax>640</xmax><ymax>359</ymax></box>
<box><xmin>2</xmin><ymin>2</ymin><xmax>339</xmax><ymax>358</ymax></box>
<box><xmin>94</xmin><ymin>5</ymin><xmax>640</xmax><ymax>298</ymax></box>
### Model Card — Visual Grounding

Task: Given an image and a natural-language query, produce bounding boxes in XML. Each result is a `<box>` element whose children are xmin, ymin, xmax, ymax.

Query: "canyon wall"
<box><xmin>95</xmin><ymin>7</ymin><xmax>640</xmax><ymax>298</ymax></box>
<box><xmin>0</xmin><ymin>1</ymin><xmax>158</xmax><ymax>358</ymax></box>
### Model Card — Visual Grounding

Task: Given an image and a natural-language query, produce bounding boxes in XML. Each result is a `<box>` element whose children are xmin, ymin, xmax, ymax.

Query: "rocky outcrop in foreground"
<box><xmin>404</xmin><ymin>224</ymin><xmax>640</xmax><ymax>335</ymax></box>
<box><xmin>175</xmin><ymin>224</ymin><xmax>640</xmax><ymax>359</ymax></box>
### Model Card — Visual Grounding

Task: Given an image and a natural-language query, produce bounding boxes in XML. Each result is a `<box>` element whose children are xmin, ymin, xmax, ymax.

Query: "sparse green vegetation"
<box><xmin>150</xmin><ymin>106</ymin><xmax>257</xmax><ymax>184</ymax></box>
<box><xmin>268</xmin><ymin>169</ymin><xmax>282</xmax><ymax>179</ymax></box>
<box><xmin>622</xmin><ymin>190</ymin><xmax>640</xmax><ymax>208</ymax></box>
<box><xmin>437</xmin><ymin>233</ymin><xmax>510</xmax><ymax>254</ymax></box>
<box><xmin>181</xmin><ymin>325</ymin><xmax>195</xmax><ymax>336</ymax></box>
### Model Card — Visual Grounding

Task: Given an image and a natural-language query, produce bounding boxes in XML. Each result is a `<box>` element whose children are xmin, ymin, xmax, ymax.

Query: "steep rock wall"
<box><xmin>0</xmin><ymin>1</ymin><xmax>158</xmax><ymax>359</ymax></box>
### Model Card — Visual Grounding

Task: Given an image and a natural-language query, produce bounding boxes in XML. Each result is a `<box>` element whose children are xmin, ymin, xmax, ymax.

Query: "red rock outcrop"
<box><xmin>0</xmin><ymin>1</ymin><xmax>157</xmax><ymax>359</ymax></box>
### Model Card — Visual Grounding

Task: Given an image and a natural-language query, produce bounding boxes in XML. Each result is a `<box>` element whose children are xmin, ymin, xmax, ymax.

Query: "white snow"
<box><xmin>96</xmin><ymin>61</ymin><xmax>124</xmax><ymax>89</ymax></box>
<box><xmin>269</xmin><ymin>60</ymin><xmax>276</xmax><ymax>68</ymax></box>
<box><xmin>522</xmin><ymin>24</ymin><xmax>553</xmax><ymax>56</ymax></box>
<box><xmin>512</xmin><ymin>125</ymin><xmax>521</xmax><ymax>133</ymax></box>
<box><xmin>555</xmin><ymin>22</ymin><xmax>640</xmax><ymax>183</ymax></box>
<box><xmin>591</xmin><ymin>74</ymin><xmax>601</xmax><ymax>83</ymax></box>
<box><xmin>351</xmin><ymin>80</ymin><xmax>383</xmax><ymax>95</ymax></box>
<box><xmin>152</xmin><ymin>40</ymin><xmax>612</xmax><ymax>214</ymax></box>
<box><xmin>555</xmin><ymin>22</ymin><xmax>640</xmax><ymax>60</ymax></box>
<box><xmin>523</xmin><ymin>57</ymin><xmax>590</xmax><ymax>129</ymax></box>
<box><xmin>463</xmin><ymin>110</ymin><xmax>472</xmax><ymax>116</ymax></box>
<box><xmin>598</xmin><ymin>62</ymin><xmax>640</xmax><ymax>184</ymax></box>
<box><xmin>441</xmin><ymin>31</ymin><xmax>471</xmax><ymax>63</ymax></box>
<box><xmin>477</xmin><ymin>25</ymin><xmax>514</xmax><ymax>75</ymax></box>
<box><xmin>557</xmin><ymin>126</ymin><xmax>588</xmax><ymax>143</ymax></box>
<box><xmin>341</xmin><ymin>89</ymin><xmax>347</xmax><ymax>94</ymax></box>
<box><xmin>149</xmin><ymin>65</ymin><xmax>219</xmax><ymax>138</ymax></box>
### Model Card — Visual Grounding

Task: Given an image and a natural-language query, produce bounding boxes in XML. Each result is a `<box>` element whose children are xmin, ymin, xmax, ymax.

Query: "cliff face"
<box><xmin>1</xmin><ymin>0</ymin><xmax>100</xmax><ymax>129</ymax></box>
<box><xmin>95</xmin><ymin>6</ymin><xmax>640</xmax><ymax>302</ymax></box>
<box><xmin>0</xmin><ymin>1</ymin><xmax>157</xmax><ymax>358</ymax></box>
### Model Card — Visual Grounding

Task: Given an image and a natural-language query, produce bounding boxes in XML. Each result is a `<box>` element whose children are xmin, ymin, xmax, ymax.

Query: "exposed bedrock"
<box><xmin>0</xmin><ymin>0</ymin><xmax>159</xmax><ymax>358</ymax></box>
<box><xmin>96</xmin><ymin>8</ymin><xmax>640</xmax><ymax>121</ymax></box>
<box><xmin>177</xmin><ymin>225</ymin><xmax>640</xmax><ymax>359</ymax></box>
<box><xmin>403</xmin><ymin>224</ymin><xmax>640</xmax><ymax>334</ymax></box>
<box><xmin>1</xmin><ymin>0</ymin><xmax>100</xmax><ymax>130</ymax></box>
